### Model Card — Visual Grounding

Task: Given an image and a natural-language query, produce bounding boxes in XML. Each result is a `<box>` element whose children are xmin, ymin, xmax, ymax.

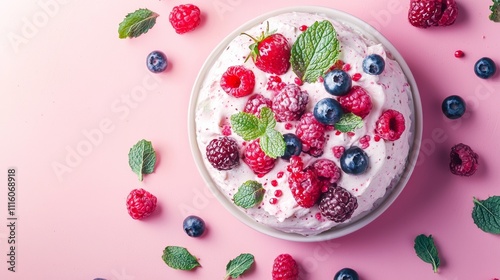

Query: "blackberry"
<box><xmin>319</xmin><ymin>185</ymin><xmax>358</xmax><ymax>223</ymax></box>
<box><xmin>206</xmin><ymin>137</ymin><xmax>240</xmax><ymax>170</ymax></box>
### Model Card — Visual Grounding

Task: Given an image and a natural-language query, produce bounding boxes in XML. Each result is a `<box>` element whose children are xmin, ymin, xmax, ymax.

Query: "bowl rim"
<box><xmin>188</xmin><ymin>5</ymin><xmax>423</xmax><ymax>242</ymax></box>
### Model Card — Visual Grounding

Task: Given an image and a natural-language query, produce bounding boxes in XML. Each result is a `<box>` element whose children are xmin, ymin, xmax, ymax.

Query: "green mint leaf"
<box><xmin>224</xmin><ymin>253</ymin><xmax>255</xmax><ymax>280</ymax></box>
<box><xmin>290</xmin><ymin>20</ymin><xmax>339</xmax><ymax>83</ymax></box>
<box><xmin>472</xmin><ymin>196</ymin><xmax>500</xmax><ymax>234</ymax></box>
<box><xmin>233</xmin><ymin>180</ymin><xmax>265</xmax><ymax>209</ymax></box>
<box><xmin>414</xmin><ymin>234</ymin><xmax>441</xmax><ymax>273</ymax></box>
<box><xmin>230</xmin><ymin>112</ymin><xmax>265</xmax><ymax>141</ymax></box>
<box><xmin>260</xmin><ymin>129</ymin><xmax>286</xmax><ymax>159</ymax></box>
<box><xmin>128</xmin><ymin>139</ymin><xmax>156</xmax><ymax>181</ymax></box>
<box><xmin>162</xmin><ymin>246</ymin><xmax>200</xmax><ymax>271</ymax></box>
<box><xmin>334</xmin><ymin>113</ymin><xmax>363</xmax><ymax>133</ymax></box>
<box><xmin>490</xmin><ymin>0</ymin><xmax>500</xmax><ymax>22</ymax></box>
<box><xmin>118</xmin><ymin>8</ymin><xmax>159</xmax><ymax>39</ymax></box>
<box><xmin>259</xmin><ymin>107</ymin><xmax>276</xmax><ymax>131</ymax></box>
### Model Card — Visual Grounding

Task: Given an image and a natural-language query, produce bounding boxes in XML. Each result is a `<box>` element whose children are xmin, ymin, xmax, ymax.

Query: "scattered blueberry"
<box><xmin>183</xmin><ymin>215</ymin><xmax>206</xmax><ymax>237</ymax></box>
<box><xmin>313</xmin><ymin>98</ymin><xmax>344</xmax><ymax>125</ymax></box>
<box><xmin>362</xmin><ymin>54</ymin><xmax>385</xmax><ymax>75</ymax></box>
<box><xmin>334</xmin><ymin>267</ymin><xmax>359</xmax><ymax>280</ymax></box>
<box><xmin>441</xmin><ymin>95</ymin><xmax>466</xmax><ymax>119</ymax></box>
<box><xmin>474</xmin><ymin>57</ymin><xmax>496</xmax><ymax>79</ymax></box>
<box><xmin>323</xmin><ymin>69</ymin><xmax>352</xmax><ymax>96</ymax></box>
<box><xmin>340</xmin><ymin>146</ymin><xmax>369</xmax><ymax>175</ymax></box>
<box><xmin>281</xmin><ymin>133</ymin><xmax>303</xmax><ymax>160</ymax></box>
<box><xmin>146</xmin><ymin>50</ymin><xmax>168</xmax><ymax>73</ymax></box>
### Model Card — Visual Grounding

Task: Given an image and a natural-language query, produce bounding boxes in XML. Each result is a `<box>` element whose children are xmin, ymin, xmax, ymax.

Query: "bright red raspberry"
<box><xmin>338</xmin><ymin>86</ymin><xmax>372</xmax><ymax>119</ymax></box>
<box><xmin>266</xmin><ymin>75</ymin><xmax>286</xmax><ymax>92</ymax></box>
<box><xmin>352</xmin><ymin>73</ymin><xmax>362</xmax><ymax>81</ymax></box>
<box><xmin>272</xmin><ymin>84</ymin><xmax>309</xmax><ymax>122</ymax></box>
<box><xmin>450</xmin><ymin>143</ymin><xmax>479</xmax><ymax>176</ymax></box>
<box><xmin>408</xmin><ymin>0</ymin><xmax>458</xmax><ymax>28</ymax></box>
<box><xmin>287</xmin><ymin>156</ymin><xmax>321</xmax><ymax>208</ymax></box>
<box><xmin>206</xmin><ymin>137</ymin><xmax>240</xmax><ymax>170</ymax></box>
<box><xmin>333</xmin><ymin>146</ymin><xmax>345</xmax><ymax>159</ymax></box>
<box><xmin>375</xmin><ymin>109</ymin><xmax>406</xmax><ymax>141</ymax></box>
<box><xmin>243</xmin><ymin>139</ymin><xmax>276</xmax><ymax>175</ymax></box>
<box><xmin>359</xmin><ymin>135</ymin><xmax>371</xmax><ymax>149</ymax></box>
<box><xmin>309</xmin><ymin>159</ymin><xmax>341</xmax><ymax>184</ymax></box>
<box><xmin>243</xmin><ymin>94</ymin><xmax>272</xmax><ymax>115</ymax></box>
<box><xmin>220</xmin><ymin>66</ymin><xmax>255</xmax><ymax>98</ymax></box>
<box><xmin>296</xmin><ymin>113</ymin><xmax>326</xmax><ymax>157</ymax></box>
<box><xmin>126</xmin><ymin>188</ymin><xmax>157</xmax><ymax>220</ymax></box>
<box><xmin>438</xmin><ymin>0</ymin><xmax>459</xmax><ymax>26</ymax></box>
<box><xmin>169</xmin><ymin>4</ymin><xmax>201</xmax><ymax>34</ymax></box>
<box><xmin>272</xmin><ymin>254</ymin><xmax>299</xmax><ymax>280</ymax></box>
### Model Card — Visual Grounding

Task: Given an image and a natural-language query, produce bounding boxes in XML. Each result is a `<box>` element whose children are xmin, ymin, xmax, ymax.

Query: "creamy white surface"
<box><xmin>195</xmin><ymin>12</ymin><xmax>413</xmax><ymax>236</ymax></box>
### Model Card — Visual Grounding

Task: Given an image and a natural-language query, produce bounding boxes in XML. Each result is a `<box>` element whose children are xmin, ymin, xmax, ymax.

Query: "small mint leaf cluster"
<box><xmin>230</xmin><ymin>107</ymin><xmax>285</xmax><ymax>158</ymax></box>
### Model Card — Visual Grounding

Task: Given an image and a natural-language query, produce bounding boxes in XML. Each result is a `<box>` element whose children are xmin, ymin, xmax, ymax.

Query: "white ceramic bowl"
<box><xmin>188</xmin><ymin>6</ymin><xmax>422</xmax><ymax>242</ymax></box>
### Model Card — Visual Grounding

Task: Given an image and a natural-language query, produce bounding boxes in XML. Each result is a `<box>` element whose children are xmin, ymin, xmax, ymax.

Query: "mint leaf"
<box><xmin>290</xmin><ymin>20</ymin><xmax>339</xmax><ymax>83</ymax></box>
<box><xmin>414</xmin><ymin>234</ymin><xmax>441</xmax><ymax>273</ymax></box>
<box><xmin>260</xmin><ymin>129</ymin><xmax>285</xmax><ymax>159</ymax></box>
<box><xmin>233</xmin><ymin>181</ymin><xmax>265</xmax><ymax>209</ymax></box>
<box><xmin>259</xmin><ymin>107</ymin><xmax>276</xmax><ymax>131</ymax></box>
<box><xmin>118</xmin><ymin>8</ymin><xmax>159</xmax><ymax>39</ymax></box>
<box><xmin>128</xmin><ymin>139</ymin><xmax>156</xmax><ymax>181</ymax></box>
<box><xmin>162</xmin><ymin>246</ymin><xmax>200</xmax><ymax>271</ymax></box>
<box><xmin>230</xmin><ymin>112</ymin><xmax>265</xmax><ymax>141</ymax></box>
<box><xmin>224</xmin><ymin>253</ymin><xmax>255</xmax><ymax>280</ymax></box>
<box><xmin>472</xmin><ymin>196</ymin><xmax>500</xmax><ymax>234</ymax></box>
<box><xmin>334</xmin><ymin>113</ymin><xmax>363</xmax><ymax>133</ymax></box>
<box><xmin>490</xmin><ymin>0</ymin><xmax>500</xmax><ymax>22</ymax></box>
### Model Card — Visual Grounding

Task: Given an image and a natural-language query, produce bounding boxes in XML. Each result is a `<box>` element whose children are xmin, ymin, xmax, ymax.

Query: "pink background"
<box><xmin>1</xmin><ymin>0</ymin><xmax>499</xmax><ymax>279</ymax></box>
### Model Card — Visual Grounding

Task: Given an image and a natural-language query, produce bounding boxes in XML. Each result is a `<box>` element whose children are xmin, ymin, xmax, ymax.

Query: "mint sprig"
<box><xmin>472</xmin><ymin>196</ymin><xmax>500</xmax><ymax>234</ymax></box>
<box><xmin>224</xmin><ymin>253</ymin><xmax>255</xmax><ymax>279</ymax></box>
<box><xmin>162</xmin><ymin>246</ymin><xmax>200</xmax><ymax>271</ymax></box>
<box><xmin>128</xmin><ymin>139</ymin><xmax>157</xmax><ymax>181</ymax></box>
<box><xmin>233</xmin><ymin>181</ymin><xmax>265</xmax><ymax>209</ymax></box>
<box><xmin>334</xmin><ymin>113</ymin><xmax>363</xmax><ymax>133</ymax></box>
<box><xmin>118</xmin><ymin>8</ymin><xmax>159</xmax><ymax>39</ymax></box>
<box><xmin>230</xmin><ymin>107</ymin><xmax>285</xmax><ymax>158</ymax></box>
<box><xmin>414</xmin><ymin>234</ymin><xmax>441</xmax><ymax>273</ymax></box>
<box><xmin>490</xmin><ymin>0</ymin><xmax>500</xmax><ymax>22</ymax></box>
<box><xmin>290</xmin><ymin>20</ymin><xmax>339</xmax><ymax>83</ymax></box>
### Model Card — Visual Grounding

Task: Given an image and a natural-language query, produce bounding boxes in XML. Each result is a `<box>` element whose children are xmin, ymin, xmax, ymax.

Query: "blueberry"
<box><xmin>323</xmin><ymin>69</ymin><xmax>352</xmax><ymax>96</ymax></box>
<box><xmin>313</xmin><ymin>98</ymin><xmax>344</xmax><ymax>125</ymax></box>
<box><xmin>340</xmin><ymin>146</ymin><xmax>369</xmax><ymax>175</ymax></box>
<box><xmin>442</xmin><ymin>95</ymin><xmax>466</xmax><ymax>119</ymax></box>
<box><xmin>334</xmin><ymin>268</ymin><xmax>359</xmax><ymax>280</ymax></box>
<box><xmin>362</xmin><ymin>54</ymin><xmax>385</xmax><ymax>75</ymax></box>
<box><xmin>146</xmin><ymin>50</ymin><xmax>168</xmax><ymax>73</ymax></box>
<box><xmin>183</xmin><ymin>215</ymin><xmax>205</xmax><ymax>237</ymax></box>
<box><xmin>474</xmin><ymin>57</ymin><xmax>496</xmax><ymax>79</ymax></box>
<box><xmin>281</xmin><ymin>133</ymin><xmax>302</xmax><ymax>160</ymax></box>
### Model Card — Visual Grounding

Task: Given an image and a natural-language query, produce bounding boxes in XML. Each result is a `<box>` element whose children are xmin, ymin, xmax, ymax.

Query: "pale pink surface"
<box><xmin>0</xmin><ymin>0</ymin><xmax>499</xmax><ymax>279</ymax></box>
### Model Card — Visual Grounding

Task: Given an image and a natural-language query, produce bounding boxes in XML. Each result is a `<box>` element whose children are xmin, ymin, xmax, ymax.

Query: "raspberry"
<box><xmin>375</xmin><ymin>109</ymin><xmax>406</xmax><ymax>141</ymax></box>
<box><xmin>220</xmin><ymin>66</ymin><xmax>255</xmax><ymax>98</ymax></box>
<box><xmin>333</xmin><ymin>146</ymin><xmax>345</xmax><ymax>159</ymax></box>
<box><xmin>338</xmin><ymin>86</ymin><xmax>372</xmax><ymax>119</ymax></box>
<box><xmin>449</xmin><ymin>143</ymin><xmax>479</xmax><ymax>176</ymax></box>
<box><xmin>319</xmin><ymin>185</ymin><xmax>358</xmax><ymax>223</ymax></box>
<box><xmin>408</xmin><ymin>0</ymin><xmax>458</xmax><ymax>28</ymax></box>
<box><xmin>206</xmin><ymin>137</ymin><xmax>240</xmax><ymax>170</ymax></box>
<box><xmin>287</xmin><ymin>156</ymin><xmax>321</xmax><ymax>208</ymax></box>
<box><xmin>295</xmin><ymin>113</ymin><xmax>326</xmax><ymax>157</ymax></box>
<box><xmin>272</xmin><ymin>254</ymin><xmax>299</xmax><ymax>280</ymax></box>
<box><xmin>243</xmin><ymin>139</ymin><xmax>276</xmax><ymax>175</ymax></box>
<box><xmin>309</xmin><ymin>159</ymin><xmax>341</xmax><ymax>184</ymax></box>
<box><xmin>126</xmin><ymin>188</ymin><xmax>157</xmax><ymax>220</ymax></box>
<box><xmin>169</xmin><ymin>4</ymin><xmax>201</xmax><ymax>34</ymax></box>
<box><xmin>266</xmin><ymin>75</ymin><xmax>286</xmax><ymax>92</ymax></box>
<box><xmin>271</xmin><ymin>84</ymin><xmax>308</xmax><ymax>122</ymax></box>
<box><xmin>243</xmin><ymin>94</ymin><xmax>272</xmax><ymax>115</ymax></box>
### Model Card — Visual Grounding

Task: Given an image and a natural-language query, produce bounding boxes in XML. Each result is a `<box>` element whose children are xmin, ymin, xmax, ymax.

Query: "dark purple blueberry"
<box><xmin>183</xmin><ymin>215</ymin><xmax>206</xmax><ymax>237</ymax></box>
<box><xmin>474</xmin><ymin>57</ymin><xmax>496</xmax><ymax>79</ymax></box>
<box><xmin>313</xmin><ymin>98</ymin><xmax>344</xmax><ymax>125</ymax></box>
<box><xmin>442</xmin><ymin>95</ymin><xmax>466</xmax><ymax>119</ymax></box>
<box><xmin>146</xmin><ymin>50</ymin><xmax>168</xmax><ymax>73</ymax></box>
<box><xmin>362</xmin><ymin>54</ymin><xmax>385</xmax><ymax>75</ymax></box>
<box><xmin>323</xmin><ymin>69</ymin><xmax>352</xmax><ymax>96</ymax></box>
<box><xmin>281</xmin><ymin>133</ymin><xmax>302</xmax><ymax>160</ymax></box>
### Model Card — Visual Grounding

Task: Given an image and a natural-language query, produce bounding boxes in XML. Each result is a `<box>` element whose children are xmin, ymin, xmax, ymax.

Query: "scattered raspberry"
<box><xmin>222</xmin><ymin>125</ymin><xmax>232</xmax><ymax>136</ymax></box>
<box><xmin>243</xmin><ymin>94</ymin><xmax>272</xmax><ymax>115</ymax></box>
<box><xmin>294</xmin><ymin>77</ymin><xmax>303</xmax><ymax>86</ymax></box>
<box><xmin>272</xmin><ymin>84</ymin><xmax>309</xmax><ymax>122</ymax></box>
<box><xmin>284</xmin><ymin>123</ymin><xmax>294</xmax><ymax>130</ymax></box>
<box><xmin>330</xmin><ymin>60</ymin><xmax>345</xmax><ymax>71</ymax></box>
<box><xmin>375</xmin><ymin>109</ymin><xmax>406</xmax><ymax>141</ymax></box>
<box><xmin>271</xmin><ymin>180</ymin><xmax>278</xmax><ymax>187</ymax></box>
<box><xmin>351</xmin><ymin>73</ymin><xmax>362</xmax><ymax>81</ymax></box>
<box><xmin>333</xmin><ymin>146</ymin><xmax>345</xmax><ymax>159</ymax></box>
<box><xmin>220</xmin><ymin>66</ymin><xmax>255</xmax><ymax>97</ymax></box>
<box><xmin>270</xmin><ymin>198</ymin><xmax>278</xmax><ymax>205</ymax></box>
<box><xmin>454</xmin><ymin>50</ymin><xmax>464</xmax><ymax>58</ymax></box>
<box><xmin>126</xmin><ymin>188</ymin><xmax>157</xmax><ymax>220</ymax></box>
<box><xmin>408</xmin><ymin>0</ymin><xmax>458</xmax><ymax>28</ymax></box>
<box><xmin>274</xmin><ymin>189</ymin><xmax>283</xmax><ymax>197</ymax></box>
<box><xmin>359</xmin><ymin>135</ymin><xmax>371</xmax><ymax>149</ymax></box>
<box><xmin>342</xmin><ymin>63</ymin><xmax>351</xmax><ymax>71</ymax></box>
<box><xmin>319</xmin><ymin>185</ymin><xmax>358</xmax><ymax>223</ymax></box>
<box><xmin>315</xmin><ymin>212</ymin><xmax>322</xmax><ymax>221</ymax></box>
<box><xmin>338</xmin><ymin>86</ymin><xmax>372</xmax><ymax>119</ymax></box>
<box><xmin>299</xmin><ymin>25</ymin><xmax>308</xmax><ymax>31</ymax></box>
<box><xmin>272</xmin><ymin>254</ymin><xmax>299</xmax><ymax>280</ymax></box>
<box><xmin>310</xmin><ymin>159</ymin><xmax>341</xmax><ymax>184</ymax></box>
<box><xmin>206</xmin><ymin>137</ymin><xmax>240</xmax><ymax>170</ymax></box>
<box><xmin>296</xmin><ymin>113</ymin><xmax>326</xmax><ymax>157</ymax></box>
<box><xmin>287</xmin><ymin>156</ymin><xmax>321</xmax><ymax>208</ymax></box>
<box><xmin>450</xmin><ymin>143</ymin><xmax>479</xmax><ymax>176</ymax></box>
<box><xmin>169</xmin><ymin>4</ymin><xmax>201</xmax><ymax>34</ymax></box>
<box><xmin>266</xmin><ymin>75</ymin><xmax>286</xmax><ymax>92</ymax></box>
<box><xmin>243</xmin><ymin>139</ymin><xmax>276</xmax><ymax>175</ymax></box>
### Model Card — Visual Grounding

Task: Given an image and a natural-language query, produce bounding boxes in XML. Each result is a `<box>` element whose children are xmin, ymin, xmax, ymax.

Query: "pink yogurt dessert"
<box><xmin>194</xmin><ymin>12</ymin><xmax>414</xmax><ymax>236</ymax></box>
